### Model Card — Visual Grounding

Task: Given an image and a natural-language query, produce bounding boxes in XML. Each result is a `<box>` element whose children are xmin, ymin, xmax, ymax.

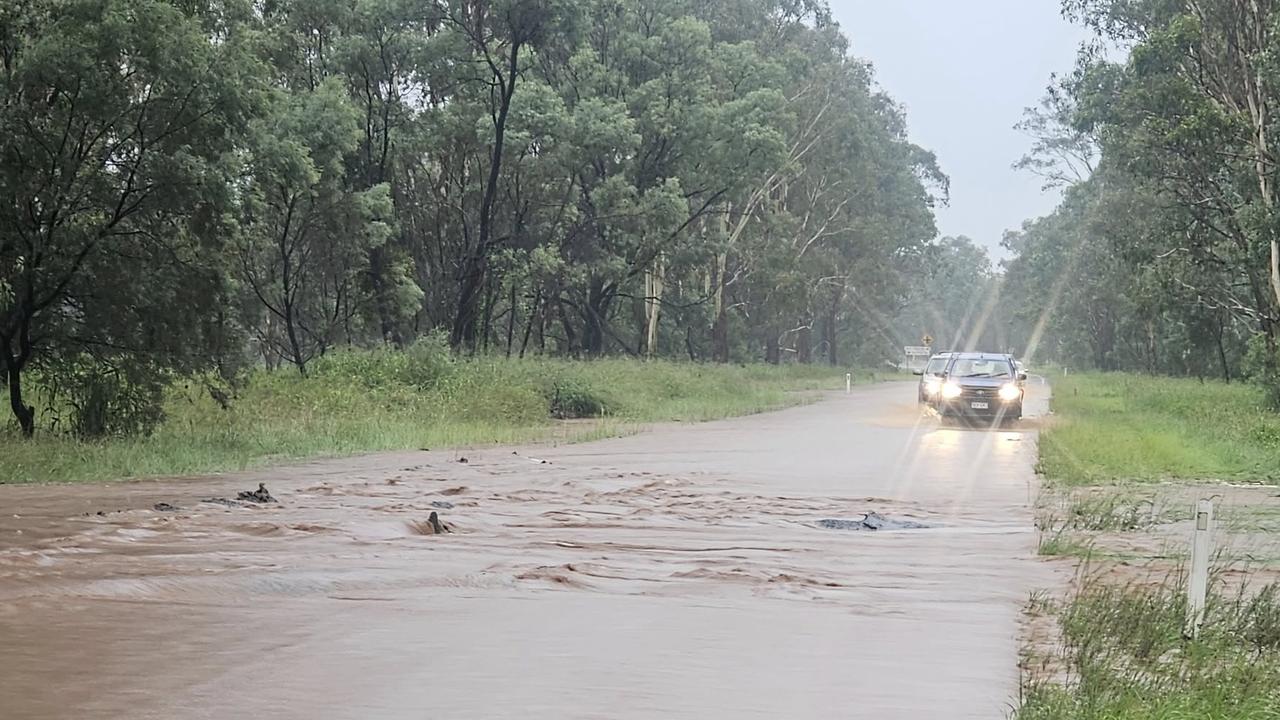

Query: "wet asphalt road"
<box><xmin>0</xmin><ymin>380</ymin><xmax>1052</xmax><ymax>719</ymax></box>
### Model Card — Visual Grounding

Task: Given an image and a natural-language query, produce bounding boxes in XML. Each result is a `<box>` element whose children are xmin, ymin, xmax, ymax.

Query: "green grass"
<box><xmin>1028</xmin><ymin>373</ymin><xmax>1280</xmax><ymax>717</ymax></box>
<box><xmin>1039</xmin><ymin>373</ymin><xmax>1280</xmax><ymax>486</ymax></box>
<box><xmin>1037</xmin><ymin>529</ymin><xmax>1097</xmax><ymax>559</ymax></box>
<box><xmin>1018</xmin><ymin>570</ymin><xmax>1280</xmax><ymax>719</ymax></box>
<box><xmin>1</xmin><ymin>350</ymin><xmax>868</xmax><ymax>484</ymax></box>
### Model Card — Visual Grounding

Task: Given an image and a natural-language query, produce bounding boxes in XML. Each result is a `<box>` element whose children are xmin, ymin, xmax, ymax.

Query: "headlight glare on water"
<box><xmin>998</xmin><ymin>383</ymin><xmax>1021</xmax><ymax>402</ymax></box>
<box><xmin>941</xmin><ymin>381</ymin><xmax>962</xmax><ymax>399</ymax></box>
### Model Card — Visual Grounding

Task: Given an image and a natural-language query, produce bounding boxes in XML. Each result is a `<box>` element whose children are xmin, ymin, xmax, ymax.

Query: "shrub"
<box><xmin>548</xmin><ymin>378</ymin><xmax>607</xmax><ymax>418</ymax></box>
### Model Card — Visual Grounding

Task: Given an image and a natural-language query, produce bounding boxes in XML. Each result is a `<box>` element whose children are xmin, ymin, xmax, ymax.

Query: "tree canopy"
<box><xmin>0</xmin><ymin>0</ymin><xmax>946</xmax><ymax>436</ymax></box>
<box><xmin>1002</xmin><ymin>0</ymin><xmax>1280</xmax><ymax>387</ymax></box>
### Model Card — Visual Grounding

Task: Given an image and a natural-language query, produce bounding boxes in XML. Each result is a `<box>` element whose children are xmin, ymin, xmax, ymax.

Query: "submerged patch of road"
<box><xmin>816</xmin><ymin>512</ymin><xmax>932</xmax><ymax>531</ymax></box>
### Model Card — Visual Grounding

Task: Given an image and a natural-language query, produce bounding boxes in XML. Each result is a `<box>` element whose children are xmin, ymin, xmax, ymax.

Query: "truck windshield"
<box><xmin>949</xmin><ymin>359</ymin><xmax>1012</xmax><ymax>379</ymax></box>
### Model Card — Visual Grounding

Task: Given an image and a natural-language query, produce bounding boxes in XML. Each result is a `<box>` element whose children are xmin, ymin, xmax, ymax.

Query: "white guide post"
<box><xmin>1185</xmin><ymin>499</ymin><xmax>1214</xmax><ymax>639</ymax></box>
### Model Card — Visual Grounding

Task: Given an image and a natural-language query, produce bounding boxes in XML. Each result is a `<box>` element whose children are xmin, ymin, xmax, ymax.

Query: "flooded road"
<box><xmin>0</xmin><ymin>382</ymin><xmax>1051</xmax><ymax>719</ymax></box>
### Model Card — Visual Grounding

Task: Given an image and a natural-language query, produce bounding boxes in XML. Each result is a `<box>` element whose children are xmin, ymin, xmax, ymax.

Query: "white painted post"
<box><xmin>845</xmin><ymin>373</ymin><xmax>852</xmax><ymax>394</ymax></box>
<box><xmin>1185</xmin><ymin>499</ymin><xmax>1214</xmax><ymax>639</ymax></box>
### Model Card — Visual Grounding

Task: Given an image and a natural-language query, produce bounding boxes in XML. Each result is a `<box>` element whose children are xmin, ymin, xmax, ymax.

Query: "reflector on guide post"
<box><xmin>1185</xmin><ymin>499</ymin><xmax>1214</xmax><ymax>639</ymax></box>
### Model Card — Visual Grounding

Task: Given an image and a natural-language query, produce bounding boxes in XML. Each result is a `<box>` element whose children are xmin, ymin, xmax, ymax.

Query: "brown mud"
<box><xmin>0</xmin><ymin>383</ymin><xmax>1053</xmax><ymax>719</ymax></box>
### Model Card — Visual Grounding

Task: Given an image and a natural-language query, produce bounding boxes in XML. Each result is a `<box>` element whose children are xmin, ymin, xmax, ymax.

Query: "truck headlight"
<box><xmin>941</xmin><ymin>382</ymin><xmax>962</xmax><ymax>399</ymax></box>
<box><xmin>923</xmin><ymin>377</ymin><xmax>942</xmax><ymax>395</ymax></box>
<box><xmin>999</xmin><ymin>383</ymin><xmax>1021</xmax><ymax>401</ymax></box>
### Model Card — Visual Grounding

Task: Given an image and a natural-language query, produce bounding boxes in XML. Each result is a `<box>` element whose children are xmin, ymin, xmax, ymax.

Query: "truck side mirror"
<box><xmin>1018</xmin><ymin>372</ymin><xmax>1028</xmax><ymax>382</ymax></box>
<box><xmin>912</xmin><ymin>369</ymin><xmax>924</xmax><ymax>376</ymax></box>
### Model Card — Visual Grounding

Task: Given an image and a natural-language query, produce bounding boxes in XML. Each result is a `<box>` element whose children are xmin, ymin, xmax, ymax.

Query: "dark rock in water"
<box><xmin>153</xmin><ymin>502</ymin><xmax>179</xmax><ymax>512</ymax></box>
<box><xmin>457</xmin><ymin>457</ymin><xmax>469</xmax><ymax>464</ymax></box>
<box><xmin>237</xmin><ymin>482</ymin><xmax>276</xmax><ymax>503</ymax></box>
<box><xmin>430</xmin><ymin>500</ymin><xmax>455</xmax><ymax>510</ymax></box>
<box><xmin>817</xmin><ymin>512</ymin><xmax>931</xmax><ymax>531</ymax></box>
<box><xmin>409</xmin><ymin>511</ymin><xmax>452</xmax><ymax>535</ymax></box>
<box><xmin>428</xmin><ymin>511</ymin><xmax>450</xmax><ymax>534</ymax></box>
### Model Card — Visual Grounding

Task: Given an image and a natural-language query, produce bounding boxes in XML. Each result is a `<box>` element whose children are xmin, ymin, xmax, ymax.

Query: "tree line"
<box><xmin>1002</xmin><ymin>0</ymin><xmax>1280</xmax><ymax>391</ymax></box>
<box><xmin>0</xmin><ymin>0</ymin><xmax>945</xmax><ymax>437</ymax></box>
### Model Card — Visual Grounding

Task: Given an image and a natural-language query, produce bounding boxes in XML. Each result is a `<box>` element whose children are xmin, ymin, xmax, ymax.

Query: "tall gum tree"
<box><xmin>0</xmin><ymin>0</ymin><xmax>256</xmax><ymax>436</ymax></box>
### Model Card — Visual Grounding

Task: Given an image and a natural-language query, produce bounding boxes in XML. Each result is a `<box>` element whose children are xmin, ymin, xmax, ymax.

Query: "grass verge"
<box><xmin>1038</xmin><ymin>373</ymin><xmax>1280</xmax><ymax>486</ymax></box>
<box><xmin>1</xmin><ymin>349</ymin><xmax>871</xmax><ymax>484</ymax></box>
<box><xmin>1019</xmin><ymin>567</ymin><xmax>1280</xmax><ymax>719</ymax></box>
<box><xmin>1024</xmin><ymin>371</ymin><xmax>1280</xmax><ymax>718</ymax></box>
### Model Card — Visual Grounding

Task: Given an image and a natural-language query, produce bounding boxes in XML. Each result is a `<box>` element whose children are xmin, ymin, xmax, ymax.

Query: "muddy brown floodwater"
<box><xmin>0</xmin><ymin>381</ymin><xmax>1054</xmax><ymax>719</ymax></box>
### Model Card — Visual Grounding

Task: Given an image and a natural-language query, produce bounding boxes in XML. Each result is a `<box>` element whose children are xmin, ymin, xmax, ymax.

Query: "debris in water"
<box><xmin>429</xmin><ymin>511</ymin><xmax>449</xmax><ymax>534</ymax></box>
<box><xmin>153</xmin><ymin>503</ymin><xmax>180</xmax><ymax>512</ymax></box>
<box><xmin>817</xmin><ymin>512</ymin><xmax>931</xmax><ymax>531</ymax></box>
<box><xmin>457</xmin><ymin>457</ymin><xmax>469</xmax><ymax>464</ymax></box>
<box><xmin>430</xmin><ymin>500</ymin><xmax>455</xmax><ymax>510</ymax></box>
<box><xmin>237</xmin><ymin>483</ymin><xmax>276</xmax><ymax>503</ymax></box>
<box><xmin>409</xmin><ymin>511</ymin><xmax>452</xmax><ymax>535</ymax></box>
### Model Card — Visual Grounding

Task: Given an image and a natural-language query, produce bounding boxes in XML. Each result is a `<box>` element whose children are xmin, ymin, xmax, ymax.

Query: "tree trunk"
<box><xmin>1215</xmin><ymin>314</ymin><xmax>1231</xmax><ymax>383</ymax></box>
<box><xmin>643</xmin><ymin>255</ymin><xmax>665</xmax><ymax>358</ymax></box>
<box><xmin>825</xmin><ymin>282</ymin><xmax>844</xmax><ymax>366</ymax></box>
<box><xmin>3</xmin><ymin>352</ymin><xmax>35</xmax><ymax>438</ymax></box>
<box><xmin>1152</xmin><ymin>320</ymin><xmax>1162</xmax><ymax>371</ymax></box>
<box><xmin>537</xmin><ymin>290</ymin><xmax>549</xmax><ymax>353</ymax></box>
<box><xmin>283</xmin><ymin>297</ymin><xmax>307</xmax><ymax>377</ymax></box>
<box><xmin>481</xmin><ymin>274</ymin><xmax>498</xmax><ymax>354</ymax></box>
<box><xmin>450</xmin><ymin>37</ymin><xmax>522</xmax><ymax>352</ymax></box>
<box><xmin>557</xmin><ymin>300</ymin><xmax>577</xmax><ymax>356</ymax></box>
<box><xmin>452</xmin><ymin>257</ymin><xmax>486</xmax><ymax>351</ymax></box>
<box><xmin>506</xmin><ymin>282</ymin><xmax>518</xmax><ymax>358</ymax></box>
<box><xmin>368</xmin><ymin>245</ymin><xmax>400</xmax><ymax>346</ymax></box>
<box><xmin>711</xmin><ymin>252</ymin><xmax>729</xmax><ymax>363</ymax></box>
<box><xmin>519</xmin><ymin>288</ymin><xmax>541</xmax><ymax>359</ymax></box>
<box><xmin>262</xmin><ymin>316</ymin><xmax>281</xmax><ymax>370</ymax></box>
<box><xmin>797</xmin><ymin>325</ymin><xmax>812</xmax><ymax>364</ymax></box>
<box><xmin>765</xmin><ymin>332</ymin><xmax>781</xmax><ymax>365</ymax></box>
<box><xmin>582</xmin><ymin>280</ymin><xmax>615</xmax><ymax>357</ymax></box>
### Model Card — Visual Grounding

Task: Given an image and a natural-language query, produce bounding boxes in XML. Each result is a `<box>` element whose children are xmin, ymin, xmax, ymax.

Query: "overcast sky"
<box><xmin>828</xmin><ymin>1</ymin><xmax>1092</xmax><ymax>260</ymax></box>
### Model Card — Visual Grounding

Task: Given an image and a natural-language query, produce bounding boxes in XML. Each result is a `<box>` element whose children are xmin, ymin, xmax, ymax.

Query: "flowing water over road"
<box><xmin>0</xmin><ymin>381</ymin><xmax>1052</xmax><ymax>719</ymax></box>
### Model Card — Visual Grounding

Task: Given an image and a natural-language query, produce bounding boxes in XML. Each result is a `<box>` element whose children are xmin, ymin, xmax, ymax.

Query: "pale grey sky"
<box><xmin>830</xmin><ymin>1</ymin><xmax>1092</xmax><ymax>259</ymax></box>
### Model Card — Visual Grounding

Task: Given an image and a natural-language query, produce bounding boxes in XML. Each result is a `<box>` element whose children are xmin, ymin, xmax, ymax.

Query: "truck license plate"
<box><xmin>970</xmin><ymin>401</ymin><xmax>989</xmax><ymax>410</ymax></box>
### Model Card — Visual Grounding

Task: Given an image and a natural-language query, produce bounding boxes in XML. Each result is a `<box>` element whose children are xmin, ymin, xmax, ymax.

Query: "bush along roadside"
<box><xmin>1019</xmin><ymin>567</ymin><xmax>1280</xmax><ymax>719</ymax></box>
